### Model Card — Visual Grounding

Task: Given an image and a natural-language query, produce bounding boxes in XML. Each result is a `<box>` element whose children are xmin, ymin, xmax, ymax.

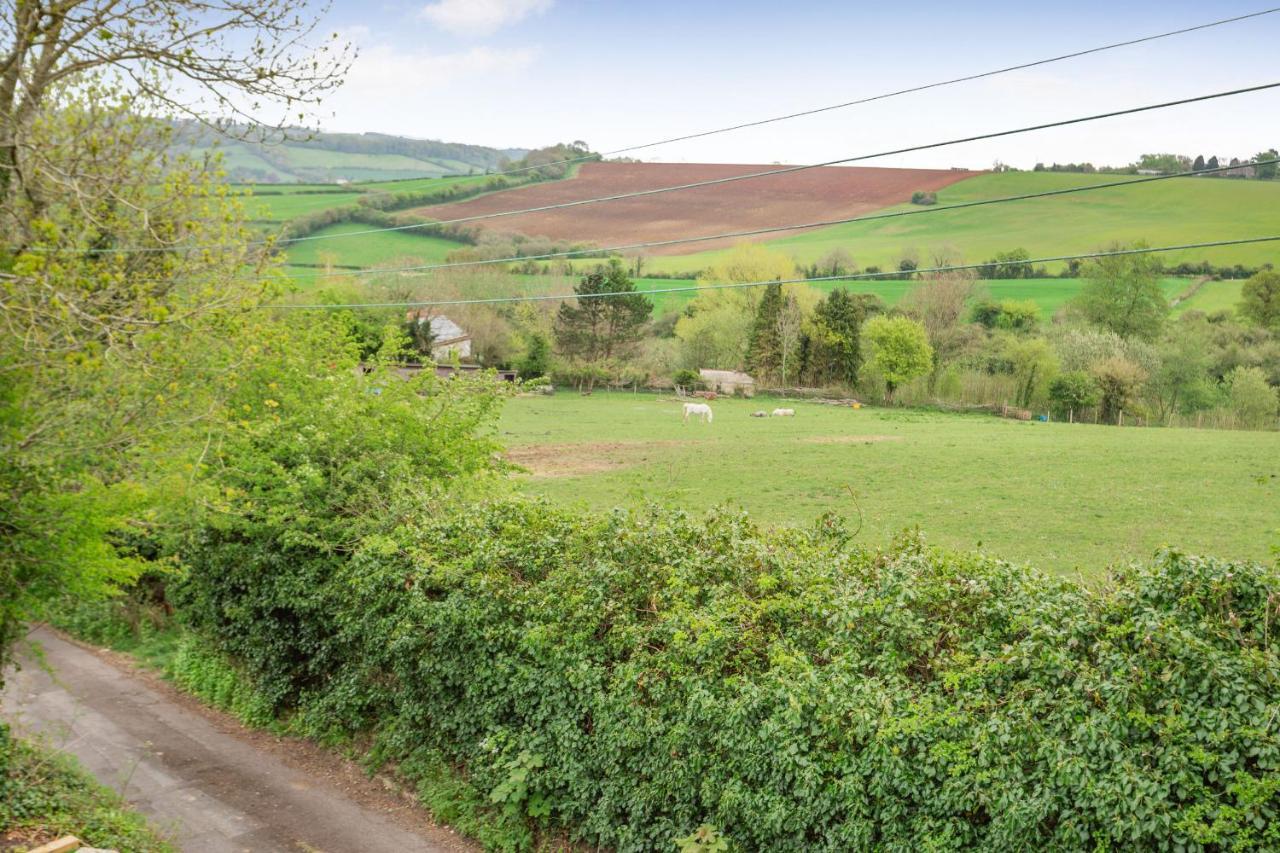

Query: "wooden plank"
<box><xmin>27</xmin><ymin>837</ymin><xmax>81</xmax><ymax>853</ymax></box>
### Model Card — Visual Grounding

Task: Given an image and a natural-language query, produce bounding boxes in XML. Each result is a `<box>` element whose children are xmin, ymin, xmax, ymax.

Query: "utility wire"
<box><xmin>268</xmin><ymin>81</ymin><xmax>1280</xmax><ymax>247</ymax></box>
<box><xmin>266</xmin><ymin>236</ymin><xmax>1280</xmax><ymax>310</ymax></box>
<box><xmin>271</xmin><ymin>157</ymin><xmax>1280</xmax><ymax>281</ymax></box>
<box><xmin>479</xmin><ymin>7</ymin><xmax>1280</xmax><ymax>179</ymax></box>
<box><xmin>44</xmin><ymin>79</ymin><xmax>1280</xmax><ymax>258</ymax></box>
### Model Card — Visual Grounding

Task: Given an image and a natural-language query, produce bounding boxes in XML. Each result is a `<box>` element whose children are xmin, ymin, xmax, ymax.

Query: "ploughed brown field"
<box><xmin>414</xmin><ymin>162</ymin><xmax>978</xmax><ymax>254</ymax></box>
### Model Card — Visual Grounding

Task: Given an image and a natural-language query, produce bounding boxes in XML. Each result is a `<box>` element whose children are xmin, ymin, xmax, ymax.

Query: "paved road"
<box><xmin>2</xmin><ymin>626</ymin><xmax>469</xmax><ymax>853</ymax></box>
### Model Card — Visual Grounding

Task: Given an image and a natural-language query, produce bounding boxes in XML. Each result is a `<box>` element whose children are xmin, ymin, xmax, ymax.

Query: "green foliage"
<box><xmin>672</xmin><ymin>369</ymin><xmax>701</xmax><ymax>390</ymax></box>
<box><xmin>864</xmin><ymin>315</ymin><xmax>933</xmax><ymax>400</ymax></box>
<box><xmin>745</xmin><ymin>282</ymin><xmax>784</xmax><ymax>378</ymax></box>
<box><xmin>0</xmin><ymin>728</ymin><xmax>173</xmax><ymax>851</ymax></box>
<box><xmin>1240</xmin><ymin>270</ymin><xmax>1280</xmax><ymax>330</ymax></box>
<box><xmin>167</xmin><ymin>636</ymin><xmax>276</xmax><ymax>728</ymax></box>
<box><xmin>982</xmin><ymin>247</ymin><xmax>1033</xmax><ymax>279</ymax></box>
<box><xmin>554</xmin><ymin>259</ymin><xmax>653</xmax><ymax>373</ymax></box>
<box><xmin>1226</xmin><ymin>366</ymin><xmax>1279</xmax><ymax>427</ymax></box>
<box><xmin>517</xmin><ymin>331</ymin><xmax>552</xmax><ymax>379</ymax></box>
<box><xmin>803</xmin><ymin>288</ymin><xmax>881</xmax><ymax>387</ymax></box>
<box><xmin>1002</xmin><ymin>336</ymin><xmax>1058</xmax><ymax>407</ymax></box>
<box><xmin>675</xmin><ymin>824</ymin><xmax>730</xmax><ymax>853</ymax></box>
<box><xmin>1047</xmin><ymin>370</ymin><xmax>1100</xmax><ymax>418</ymax></box>
<box><xmin>1091</xmin><ymin>356</ymin><xmax>1148</xmax><ymax>423</ymax></box>
<box><xmin>0</xmin><ymin>91</ymin><xmax>273</xmax><ymax>675</ymax></box>
<box><xmin>169</xmin><ymin>319</ymin><xmax>510</xmax><ymax>710</ymax></box>
<box><xmin>1076</xmin><ymin>246</ymin><xmax>1170</xmax><ymax>340</ymax></box>
<box><xmin>173</xmin><ymin>491</ymin><xmax>1280</xmax><ymax>852</ymax></box>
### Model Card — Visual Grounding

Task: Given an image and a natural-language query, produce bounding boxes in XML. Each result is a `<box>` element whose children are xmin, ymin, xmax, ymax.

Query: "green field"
<box><xmin>283</xmin><ymin>222</ymin><xmax>464</xmax><ymax>269</ymax></box>
<box><xmin>631</xmin><ymin>171</ymin><xmax>1280</xmax><ymax>276</ymax></box>
<box><xmin>498</xmin><ymin>393</ymin><xmax>1279</xmax><ymax>575</ymax></box>
<box><xmin>240</xmin><ymin>174</ymin><xmax>499</xmax><ymax>224</ymax></box>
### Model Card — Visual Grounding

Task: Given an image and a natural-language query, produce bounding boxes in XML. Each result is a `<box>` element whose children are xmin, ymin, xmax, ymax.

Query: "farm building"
<box><xmin>406</xmin><ymin>311</ymin><xmax>473</xmax><ymax>359</ymax></box>
<box><xmin>699</xmin><ymin>369</ymin><xmax>755</xmax><ymax>397</ymax></box>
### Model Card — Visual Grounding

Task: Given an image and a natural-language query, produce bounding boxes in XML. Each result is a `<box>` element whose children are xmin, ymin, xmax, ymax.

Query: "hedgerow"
<box><xmin>172</xmin><ymin>490</ymin><xmax>1280</xmax><ymax>850</ymax></box>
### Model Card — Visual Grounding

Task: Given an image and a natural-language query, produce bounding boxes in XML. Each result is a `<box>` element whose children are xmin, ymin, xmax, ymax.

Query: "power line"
<box><xmin>267</xmin><ymin>81</ymin><xmax>1280</xmax><ymax>247</ymax></box>
<box><xmin>478</xmin><ymin>6</ymin><xmax>1280</xmax><ymax>180</ymax></box>
<box><xmin>265</xmin><ymin>235</ymin><xmax>1280</xmax><ymax>310</ymax></box>
<box><xmin>45</xmin><ymin>79</ymin><xmax>1280</xmax><ymax>258</ymax></box>
<box><xmin>272</xmin><ymin>157</ymin><xmax>1280</xmax><ymax>281</ymax></box>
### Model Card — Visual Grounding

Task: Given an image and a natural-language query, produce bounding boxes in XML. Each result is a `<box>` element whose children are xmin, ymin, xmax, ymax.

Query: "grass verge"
<box><xmin>0</xmin><ymin>726</ymin><xmax>174</xmax><ymax>852</ymax></box>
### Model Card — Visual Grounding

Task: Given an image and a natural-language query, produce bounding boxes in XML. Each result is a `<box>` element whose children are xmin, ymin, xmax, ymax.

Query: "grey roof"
<box><xmin>699</xmin><ymin>369</ymin><xmax>755</xmax><ymax>384</ymax></box>
<box><xmin>428</xmin><ymin>315</ymin><xmax>468</xmax><ymax>342</ymax></box>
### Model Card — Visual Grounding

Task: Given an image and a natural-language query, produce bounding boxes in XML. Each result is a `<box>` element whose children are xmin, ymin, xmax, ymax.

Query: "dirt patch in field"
<box><xmin>506</xmin><ymin>440</ymin><xmax>696</xmax><ymax>478</ymax></box>
<box><xmin>416</xmin><ymin>162</ymin><xmax>978</xmax><ymax>255</ymax></box>
<box><xmin>803</xmin><ymin>435</ymin><xmax>902</xmax><ymax>445</ymax></box>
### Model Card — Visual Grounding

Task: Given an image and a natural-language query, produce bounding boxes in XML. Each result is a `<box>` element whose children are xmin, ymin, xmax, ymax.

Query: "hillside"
<box><xmin>415</xmin><ymin>162</ymin><xmax>978</xmax><ymax>252</ymax></box>
<box><xmin>640</xmin><ymin>170</ymin><xmax>1280</xmax><ymax>275</ymax></box>
<box><xmin>174</xmin><ymin>123</ymin><xmax>527</xmax><ymax>183</ymax></box>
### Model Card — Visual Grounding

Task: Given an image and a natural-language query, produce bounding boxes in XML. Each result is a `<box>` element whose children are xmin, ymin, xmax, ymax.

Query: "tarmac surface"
<box><xmin>2</xmin><ymin>626</ymin><xmax>472</xmax><ymax>853</ymax></box>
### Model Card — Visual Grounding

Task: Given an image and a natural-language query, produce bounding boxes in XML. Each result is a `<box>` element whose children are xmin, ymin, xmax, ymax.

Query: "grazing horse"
<box><xmin>682</xmin><ymin>402</ymin><xmax>713</xmax><ymax>423</ymax></box>
<box><xmin>772</xmin><ymin>408</ymin><xmax>796</xmax><ymax>417</ymax></box>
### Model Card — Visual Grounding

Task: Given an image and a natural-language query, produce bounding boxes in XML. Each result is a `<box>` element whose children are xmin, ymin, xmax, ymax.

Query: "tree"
<box><xmin>986</xmin><ymin>248</ymin><xmax>1033</xmax><ymax>280</ymax></box>
<box><xmin>1</xmin><ymin>0</ymin><xmax>352</xmax><ymax>237</ymax></box>
<box><xmin>804</xmin><ymin>289</ymin><xmax>881</xmax><ymax>387</ymax></box>
<box><xmin>1048</xmin><ymin>371</ymin><xmax>1100</xmax><ymax>420</ymax></box>
<box><xmin>674</xmin><ymin>290</ymin><xmax>756</xmax><ymax>371</ymax></box>
<box><xmin>809</xmin><ymin>248</ymin><xmax>857</xmax><ymax>278</ymax></box>
<box><xmin>1091</xmin><ymin>356</ymin><xmax>1148</xmax><ymax>423</ymax></box>
<box><xmin>1149</xmin><ymin>331</ymin><xmax>1212</xmax><ymax>420</ymax></box>
<box><xmin>404</xmin><ymin>313</ymin><xmax>438</xmax><ymax>357</ymax></box>
<box><xmin>1255</xmin><ymin>149</ymin><xmax>1279</xmax><ymax>181</ymax></box>
<box><xmin>901</xmin><ymin>273</ymin><xmax>979</xmax><ymax>391</ymax></box>
<box><xmin>1193</xmin><ymin>155</ymin><xmax>1207</xmax><ymax>172</ymax></box>
<box><xmin>517</xmin><ymin>331</ymin><xmax>552</xmax><ymax>379</ymax></box>
<box><xmin>864</xmin><ymin>316</ymin><xmax>933</xmax><ymax>403</ymax></box>
<box><xmin>554</xmin><ymin>259</ymin><xmax>652</xmax><ymax>385</ymax></box>
<box><xmin>698</xmin><ymin>243</ymin><xmax>796</xmax><ymax>286</ymax></box>
<box><xmin>746</xmin><ymin>283</ymin><xmax>785</xmax><ymax>379</ymax></box>
<box><xmin>1076</xmin><ymin>246</ymin><xmax>1169</xmax><ymax>340</ymax></box>
<box><xmin>1239</xmin><ymin>270</ymin><xmax>1280</xmax><ymax>330</ymax></box>
<box><xmin>1226</xmin><ymin>366</ymin><xmax>1278</xmax><ymax>428</ymax></box>
<box><xmin>1004</xmin><ymin>337</ymin><xmax>1058</xmax><ymax>408</ymax></box>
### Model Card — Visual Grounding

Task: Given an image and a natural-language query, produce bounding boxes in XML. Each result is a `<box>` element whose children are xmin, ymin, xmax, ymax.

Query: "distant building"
<box><xmin>406</xmin><ymin>311</ymin><xmax>473</xmax><ymax>360</ymax></box>
<box><xmin>699</xmin><ymin>369</ymin><xmax>755</xmax><ymax>397</ymax></box>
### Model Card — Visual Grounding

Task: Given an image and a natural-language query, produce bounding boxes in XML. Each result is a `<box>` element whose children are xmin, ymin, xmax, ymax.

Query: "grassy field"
<box><xmin>498</xmin><ymin>392</ymin><xmax>1279</xmax><ymax>575</ymax></box>
<box><xmin>283</xmin><ymin>222</ymin><xmax>465</xmax><ymax>268</ymax></box>
<box><xmin>627</xmin><ymin>171</ymin><xmax>1280</xmax><ymax>276</ymax></box>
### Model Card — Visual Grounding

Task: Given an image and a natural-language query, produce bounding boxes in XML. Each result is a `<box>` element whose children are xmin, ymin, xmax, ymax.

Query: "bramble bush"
<box><xmin>172</xmin><ymin>485</ymin><xmax>1280</xmax><ymax>850</ymax></box>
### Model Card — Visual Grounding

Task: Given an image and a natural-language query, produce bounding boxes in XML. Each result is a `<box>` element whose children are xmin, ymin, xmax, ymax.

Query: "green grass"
<box><xmin>630</xmin><ymin>171</ymin><xmax>1280</xmax><ymax>276</ymax></box>
<box><xmin>282</xmin><ymin>222</ymin><xmax>466</xmax><ymax>269</ymax></box>
<box><xmin>244</xmin><ymin>191</ymin><xmax>368</xmax><ymax>223</ymax></box>
<box><xmin>1173</xmin><ymin>277</ymin><xmax>1245</xmax><ymax>315</ymax></box>
<box><xmin>498</xmin><ymin>392</ymin><xmax>1279</xmax><ymax>575</ymax></box>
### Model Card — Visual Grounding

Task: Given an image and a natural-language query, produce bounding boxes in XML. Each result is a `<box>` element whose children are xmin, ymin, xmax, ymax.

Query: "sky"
<box><xmin>305</xmin><ymin>0</ymin><xmax>1280</xmax><ymax>170</ymax></box>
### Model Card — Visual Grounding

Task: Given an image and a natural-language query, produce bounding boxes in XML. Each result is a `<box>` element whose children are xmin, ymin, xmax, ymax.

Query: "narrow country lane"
<box><xmin>2</xmin><ymin>626</ymin><xmax>473</xmax><ymax>853</ymax></box>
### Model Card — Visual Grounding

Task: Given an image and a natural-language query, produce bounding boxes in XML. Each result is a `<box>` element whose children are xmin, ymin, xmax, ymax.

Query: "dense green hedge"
<box><xmin>173</xmin><ymin>494</ymin><xmax>1280</xmax><ymax>850</ymax></box>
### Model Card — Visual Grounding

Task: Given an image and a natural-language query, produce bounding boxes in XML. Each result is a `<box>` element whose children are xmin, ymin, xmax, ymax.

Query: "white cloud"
<box><xmin>345</xmin><ymin>43</ymin><xmax>538</xmax><ymax>89</ymax></box>
<box><xmin>419</xmin><ymin>0</ymin><xmax>553</xmax><ymax>37</ymax></box>
<box><xmin>322</xmin><ymin>42</ymin><xmax>540</xmax><ymax>138</ymax></box>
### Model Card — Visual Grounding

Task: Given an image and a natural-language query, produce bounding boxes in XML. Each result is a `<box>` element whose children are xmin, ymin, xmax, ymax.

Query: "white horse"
<box><xmin>683</xmin><ymin>402</ymin><xmax>713</xmax><ymax>423</ymax></box>
<box><xmin>772</xmin><ymin>408</ymin><xmax>795</xmax><ymax>417</ymax></box>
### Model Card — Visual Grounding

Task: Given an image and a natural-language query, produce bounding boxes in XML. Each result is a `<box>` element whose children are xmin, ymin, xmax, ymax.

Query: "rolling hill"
<box><xmin>174</xmin><ymin>123</ymin><xmax>528</xmax><ymax>183</ymax></box>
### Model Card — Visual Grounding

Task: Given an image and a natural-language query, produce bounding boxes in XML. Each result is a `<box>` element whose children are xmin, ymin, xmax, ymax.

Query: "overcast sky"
<box><xmin>310</xmin><ymin>0</ymin><xmax>1280</xmax><ymax>169</ymax></box>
